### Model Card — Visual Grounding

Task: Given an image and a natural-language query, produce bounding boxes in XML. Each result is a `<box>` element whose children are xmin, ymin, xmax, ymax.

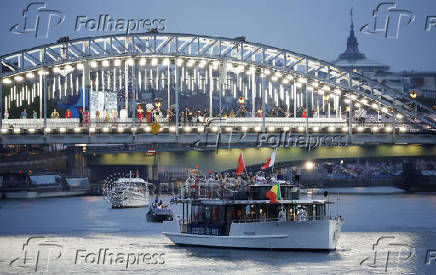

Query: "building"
<box><xmin>334</xmin><ymin>10</ymin><xmax>436</xmax><ymax>107</ymax></box>
<box><xmin>333</xmin><ymin>10</ymin><xmax>390</xmax><ymax>75</ymax></box>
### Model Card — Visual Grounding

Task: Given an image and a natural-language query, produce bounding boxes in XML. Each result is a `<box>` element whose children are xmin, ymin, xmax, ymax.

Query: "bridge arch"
<box><xmin>1</xmin><ymin>33</ymin><xmax>435</xmax><ymax>138</ymax></box>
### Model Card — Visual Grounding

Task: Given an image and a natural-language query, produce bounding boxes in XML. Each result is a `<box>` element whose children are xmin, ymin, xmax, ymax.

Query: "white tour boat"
<box><xmin>106</xmin><ymin>176</ymin><xmax>150</xmax><ymax>208</ymax></box>
<box><xmin>163</xmin><ymin>175</ymin><xmax>343</xmax><ymax>251</ymax></box>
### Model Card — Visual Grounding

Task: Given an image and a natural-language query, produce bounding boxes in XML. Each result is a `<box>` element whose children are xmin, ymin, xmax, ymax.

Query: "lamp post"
<box><xmin>409</xmin><ymin>90</ymin><xmax>417</xmax><ymax>100</ymax></box>
<box><xmin>409</xmin><ymin>90</ymin><xmax>418</xmax><ymax>114</ymax></box>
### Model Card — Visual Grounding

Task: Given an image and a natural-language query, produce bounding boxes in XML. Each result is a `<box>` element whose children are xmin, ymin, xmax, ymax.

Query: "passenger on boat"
<box><xmin>278</xmin><ymin>208</ymin><xmax>286</xmax><ymax>222</ymax></box>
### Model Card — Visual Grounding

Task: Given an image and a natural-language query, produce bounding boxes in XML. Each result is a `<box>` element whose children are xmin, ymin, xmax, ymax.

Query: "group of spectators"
<box><xmin>329</xmin><ymin>161</ymin><xmax>403</xmax><ymax>180</ymax></box>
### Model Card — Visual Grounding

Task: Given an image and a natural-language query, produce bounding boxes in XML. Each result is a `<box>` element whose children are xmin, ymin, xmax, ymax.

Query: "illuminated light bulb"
<box><xmin>14</xmin><ymin>75</ymin><xmax>24</xmax><ymax>82</ymax></box>
<box><xmin>305</xmin><ymin>162</ymin><xmax>314</xmax><ymax>170</ymax></box>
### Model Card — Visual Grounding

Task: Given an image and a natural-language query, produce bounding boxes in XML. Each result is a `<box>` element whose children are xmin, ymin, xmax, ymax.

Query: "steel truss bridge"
<box><xmin>0</xmin><ymin>33</ymin><xmax>435</xmax><ymax>146</ymax></box>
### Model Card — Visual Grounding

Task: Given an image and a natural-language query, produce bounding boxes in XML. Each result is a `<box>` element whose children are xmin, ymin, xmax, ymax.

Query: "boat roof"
<box><xmin>116</xmin><ymin>178</ymin><xmax>148</xmax><ymax>183</ymax></box>
<box><xmin>173</xmin><ymin>198</ymin><xmax>330</xmax><ymax>205</ymax></box>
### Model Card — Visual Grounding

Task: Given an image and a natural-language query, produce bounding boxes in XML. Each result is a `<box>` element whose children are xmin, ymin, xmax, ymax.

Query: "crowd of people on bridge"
<box><xmin>2</xmin><ymin>101</ymin><xmax>396</xmax><ymax>128</ymax></box>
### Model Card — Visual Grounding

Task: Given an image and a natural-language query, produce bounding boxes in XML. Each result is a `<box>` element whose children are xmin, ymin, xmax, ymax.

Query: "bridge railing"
<box><xmin>1</xmin><ymin>117</ymin><xmax>400</xmax><ymax>129</ymax></box>
<box><xmin>0</xmin><ymin>117</ymin><xmax>424</xmax><ymax>135</ymax></box>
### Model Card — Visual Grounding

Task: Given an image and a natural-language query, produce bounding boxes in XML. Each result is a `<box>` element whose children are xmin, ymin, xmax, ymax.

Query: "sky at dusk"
<box><xmin>1</xmin><ymin>0</ymin><xmax>435</xmax><ymax>71</ymax></box>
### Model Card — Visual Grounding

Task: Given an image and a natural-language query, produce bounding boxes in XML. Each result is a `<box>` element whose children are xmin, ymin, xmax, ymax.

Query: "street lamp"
<box><xmin>409</xmin><ymin>90</ymin><xmax>417</xmax><ymax>99</ymax></box>
<box><xmin>154</xmin><ymin>97</ymin><xmax>163</xmax><ymax>109</ymax></box>
<box><xmin>305</xmin><ymin>161</ymin><xmax>314</xmax><ymax>170</ymax></box>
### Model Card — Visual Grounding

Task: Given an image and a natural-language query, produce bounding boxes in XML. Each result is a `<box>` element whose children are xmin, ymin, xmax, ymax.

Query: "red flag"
<box><xmin>261</xmin><ymin>150</ymin><xmax>276</xmax><ymax>170</ymax></box>
<box><xmin>236</xmin><ymin>153</ymin><xmax>245</xmax><ymax>176</ymax></box>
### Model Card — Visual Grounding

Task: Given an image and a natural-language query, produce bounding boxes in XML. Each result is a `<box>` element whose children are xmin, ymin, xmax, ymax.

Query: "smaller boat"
<box><xmin>146</xmin><ymin>199</ymin><xmax>174</xmax><ymax>222</ymax></box>
<box><xmin>105</xmin><ymin>173</ymin><xmax>150</xmax><ymax>208</ymax></box>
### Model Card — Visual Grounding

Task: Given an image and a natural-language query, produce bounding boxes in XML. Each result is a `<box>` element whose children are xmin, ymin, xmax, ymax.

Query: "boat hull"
<box><xmin>111</xmin><ymin>192</ymin><xmax>149</xmax><ymax>208</ymax></box>
<box><xmin>146</xmin><ymin>213</ymin><xmax>173</xmax><ymax>222</ymax></box>
<box><xmin>163</xmin><ymin>219</ymin><xmax>343</xmax><ymax>251</ymax></box>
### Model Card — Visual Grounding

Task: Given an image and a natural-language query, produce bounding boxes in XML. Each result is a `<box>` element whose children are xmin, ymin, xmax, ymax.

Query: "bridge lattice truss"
<box><xmin>1</xmin><ymin>32</ymin><xmax>435</xmax><ymax>130</ymax></box>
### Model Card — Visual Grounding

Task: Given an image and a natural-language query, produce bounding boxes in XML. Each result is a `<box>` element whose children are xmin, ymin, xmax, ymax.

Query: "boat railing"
<box><xmin>231</xmin><ymin>215</ymin><xmax>328</xmax><ymax>223</ymax></box>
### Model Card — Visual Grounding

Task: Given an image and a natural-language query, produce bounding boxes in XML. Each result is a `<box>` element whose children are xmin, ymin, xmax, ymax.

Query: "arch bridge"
<box><xmin>0</xmin><ymin>33</ymin><xmax>435</xmax><ymax>146</ymax></box>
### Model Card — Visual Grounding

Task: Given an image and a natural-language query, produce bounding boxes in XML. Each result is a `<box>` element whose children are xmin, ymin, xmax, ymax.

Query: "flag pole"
<box><xmin>243</xmin><ymin>153</ymin><xmax>248</xmax><ymax>177</ymax></box>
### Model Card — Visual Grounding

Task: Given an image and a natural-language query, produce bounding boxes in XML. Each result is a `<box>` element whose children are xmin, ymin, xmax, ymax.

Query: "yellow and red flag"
<box><xmin>266</xmin><ymin>183</ymin><xmax>281</xmax><ymax>203</ymax></box>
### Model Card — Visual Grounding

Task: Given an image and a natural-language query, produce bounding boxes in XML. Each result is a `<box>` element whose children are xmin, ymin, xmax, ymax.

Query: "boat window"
<box><xmin>191</xmin><ymin>205</ymin><xmax>225</xmax><ymax>224</ymax></box>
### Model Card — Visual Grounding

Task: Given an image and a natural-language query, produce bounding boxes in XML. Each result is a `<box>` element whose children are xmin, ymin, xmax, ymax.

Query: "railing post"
<box><xmin>175</xmin><ymin>58</ymin><xmax>179</xmax><ymax>136</ymax></box>
<box><xmin>43</xmin><ymin>69</ymin><xmax>48</xmax><ymax>130</ymax></box>
<box><xmin>305</xmin><ymin>59</ymin><xmax>309</xmax><ymax>136</ymax></box>
<box><xmin>218</xmin><ymin>59</ymin><xmax>226</xmax><ymax>132</ymax></box>
<box><xmin>251</xmin><ymin>70</ymin><xmax>256</xmax><ymax>117</ymax></box>
<box><xmin>261</xmin><ymin>69</ymin><xmax>266</xmax><ymax>133</ymax></box>
<box><xmin>132</xmin><ymin>57</ymin><xmax>137</xmax><ymax>130</ymax></box>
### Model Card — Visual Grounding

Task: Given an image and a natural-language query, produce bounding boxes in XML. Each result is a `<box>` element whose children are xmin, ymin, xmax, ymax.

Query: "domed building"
<box><xmin>333</xmin><ymin>10</ymin><xmax>390</xmax><ymax>75</ymax></box>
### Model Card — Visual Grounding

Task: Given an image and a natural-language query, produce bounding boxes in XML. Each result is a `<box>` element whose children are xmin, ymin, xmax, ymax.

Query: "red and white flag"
<box><xmin>261</xmin><ymin>150</ymin><xmax>276</xmax><ymax>170</ymax></box>
<box><xmin>236</xmin><ymin>153</ymin><xmax>245</xmax><ymax>175</ymax></box>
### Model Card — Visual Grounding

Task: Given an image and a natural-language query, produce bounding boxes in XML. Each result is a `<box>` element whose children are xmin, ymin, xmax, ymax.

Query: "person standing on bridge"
<box><xmin>120</xmin><ymin>107</ymin><xmax>128</xmax><ymax>124</ymax></box>
<box><xmin>4</xmin><ymin>109</ymin><xmax>9</xmax><ymax>119</ymax></box>
<box><xmin>20</xmin><ymin>109</ymin><xmax>28</xmax><ymax>119</ymax></box>
<box><xmin>32</xmin><ymin>110</ymin><xmax>38</xmax><ymax>119</ymax></box>
<box><xmin>64</xmin><ymin>109</ymin><xmax>72</xmax><ymax>119</ymax></box>
<box><xmin>79</xmin><ymin>109</ymin><xmax>84</xmax><ymax>125</ymax></box>
<box><xmin>104</xmin><ymin>109</ymin><xmax>110</xmax><ymax>124</ymax></box>
<box><xmin>112</xmin><ymin>109</ymin><xmax>118</xmax><ymax>126</ymax></box>
<box><xmin>361</xmin><ymin>108</ymin><xmax>367</xmax><ymax>127</ymax></box>
<box><xmin>95</xmin><ymin>110</ymin><xmax>101</xmax><ymax>124</ymax></box>
<box><xmin>51</xmin><ymin>109</ymin><xmax>60</xmax><ymax>118</ymax></box>
<box><xmin>256</xmin><ymin>107</ymin><xmax>263</xmax><ymax>118</ymax></box>
<box><xmin>301</xmin><ymin>109</ymin><xmax>307</xmax><ymax>118</ymax></box>
<box><xmin>83</xmin><ymin>110</ymin><xmax>89</xmax><ymax>126</ymax></box>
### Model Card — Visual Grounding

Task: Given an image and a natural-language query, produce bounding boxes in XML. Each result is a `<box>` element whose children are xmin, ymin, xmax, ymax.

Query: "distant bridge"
<box><xmin>1</xmin><ymin>33</ymin><xmax>435</xmax><ymax>146</ymax></box>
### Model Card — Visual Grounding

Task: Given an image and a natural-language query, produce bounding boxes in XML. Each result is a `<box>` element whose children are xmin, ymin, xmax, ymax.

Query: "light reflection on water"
<box><xmin>0</xmin><ymin>192</ymin><xmax>435</xmax><ymax>274</ymax></box>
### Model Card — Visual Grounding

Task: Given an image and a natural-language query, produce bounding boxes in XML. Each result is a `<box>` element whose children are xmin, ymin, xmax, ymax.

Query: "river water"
<box><xmin>1</xmin><ymin>188</ymin><xmax>436</xmax><ymax>274</ymax></box>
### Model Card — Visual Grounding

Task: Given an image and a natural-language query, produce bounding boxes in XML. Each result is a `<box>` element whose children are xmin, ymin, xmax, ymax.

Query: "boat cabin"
<box><xmin>177</xmin><ymin>199</ymin><xmax>329</xmax><ymax>236</ymax></box>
